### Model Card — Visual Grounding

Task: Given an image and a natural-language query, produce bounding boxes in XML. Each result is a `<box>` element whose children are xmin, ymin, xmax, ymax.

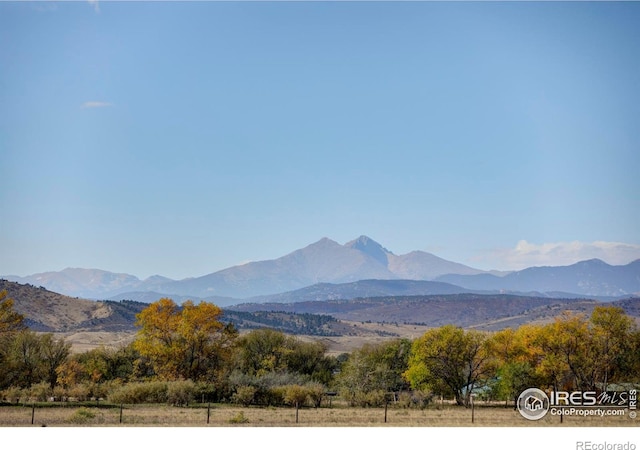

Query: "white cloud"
<box><xmin>81</xmin><ymin>101</ymin><xmax>113</xmax><ymax>109</ymax></box>
<box><xmin>473</xmin><ymin>240</ymin><xmax>640</xmax><ymax>271</ymax></box>
<box><xmin>87</xmin><ymin>0</ymin><xmax>100</xmax><ymax>13</ymax></box>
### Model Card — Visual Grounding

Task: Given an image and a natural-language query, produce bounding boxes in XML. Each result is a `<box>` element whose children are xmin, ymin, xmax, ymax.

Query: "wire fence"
<box><xmin>0</xmin><ymin>401</ymin><xmax>636</xmax><ymax>427</ymax></box>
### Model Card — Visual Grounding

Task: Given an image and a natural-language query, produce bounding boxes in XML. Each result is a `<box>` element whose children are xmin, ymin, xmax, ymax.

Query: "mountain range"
<box><xmin>4</xmin><ymin>236</ymin><xmax>640</xmax><ymax>305</ymax></box>
<box><xmin>436</xmin><ymin>258</ymin><xmax>640</xmax><ymax>298</ymax></box>
<box><xmin>4</xmin><ymin>278</ymin><xmax>639</xmax><ymax>337</ymax></box>
<box><xmin>2</xmin><ymin>276</ymin><xmax>638</xmax><ymax>336</ymax></box>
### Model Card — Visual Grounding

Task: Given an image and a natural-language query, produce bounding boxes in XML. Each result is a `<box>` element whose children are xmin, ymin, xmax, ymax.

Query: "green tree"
<box><xmin>230</xmin><ymin>329</ymin><xmax>335</xmax><ymax>406</ymax></box>
<box><xmin>379</xmin><ymin>338</ymin><xmax>413</xmax><ymax>393</ymax></box>
<box><xmin>284</xmin><ymin>339</ymin><xmax>337</xmax><ymax>385</ymax></box>
<box><xmin>404</xmin><ymin>325</ymin><xmax>493</xmax><ymax>407</ymax></box>
<box><xmin>39</xmin><ymin>333</ymin><xmax>71</xmax><ymax>389</ymax></box>
<box><xmin>2</xmin><ymin>331</ymin><xmax>70</xmax><ymax>389</ymax></box>
<box><xmin>73</xmin><ymin>347</ymin><xmax>112</xmax><ymax>383</ymax></box>
<box><xmin>336</xmin><ymin>339</ymin><xmax>411</xmax><ymax>407</ymax></box>
<box><xmin>6</xmin><ymin>330</ymin><xmax>44</xmax><ymax>388</ymax></box>
<box><xmin>234</xmin><ymin>328</ymin><xmax>293</xmax><ymax>377</ymax></box>
<box><xmin>0</xmin><ymin>290</ymin><xmax>27</xmax><ymax>389</ymax></box>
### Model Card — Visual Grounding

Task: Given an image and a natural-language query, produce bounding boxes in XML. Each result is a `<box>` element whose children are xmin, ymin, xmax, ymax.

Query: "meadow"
<box><xmin>0</xmin><ymin>400</ymin><xmax>636</xmax><ymax>427</ymax></box>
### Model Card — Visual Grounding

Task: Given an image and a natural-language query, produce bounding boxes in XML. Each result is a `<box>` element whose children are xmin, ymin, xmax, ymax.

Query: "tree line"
<box><xmin>1</xmin><ymin>291</ymin><xmax>639</xmax><ymax>408</ymax></box>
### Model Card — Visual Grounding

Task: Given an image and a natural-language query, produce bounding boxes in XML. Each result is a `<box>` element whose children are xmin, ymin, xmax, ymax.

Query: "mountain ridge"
<box><xmin>5</xmin><ymin>236</ymin><xmax>482</xmax><ymax>299</ymax></box>
<box><xmin>4</xmin><ymin>236</ymin><xmax>640</xmax><ymax>300</ymax></box>
<box><xmin>4</xmin><ymin>278</ymin><xmax>639</xmax><ymax>336</ymax></box>
<box><xmin>436</xmin><ymin>258</ymin><xmax>640</xmax><ymax>298</ymax></box>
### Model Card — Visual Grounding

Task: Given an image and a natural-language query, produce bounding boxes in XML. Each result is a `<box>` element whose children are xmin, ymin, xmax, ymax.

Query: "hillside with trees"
<box><xmin>1</xmin><ymin>289</ymin><xmax>639</xmax><ymax>414</ymax></box>
<box><xmin>0</xmin><ymin>280</ymin><xmax>348</xmax><ymax>336</ymax></box>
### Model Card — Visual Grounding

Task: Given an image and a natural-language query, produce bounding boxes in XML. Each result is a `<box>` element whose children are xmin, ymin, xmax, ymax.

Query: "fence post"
<box><xmin>31</xmin><ymin>404</ymin><xmax>35</xmax><ymax>425</ymax></box>
<box><xmin>295</xmin><ymin>401</ymin><xmax>299</xmax><ymax>424</ymax></box>
<box><xmin>207</xmin><ymin>402</ymin><xmax>211</xmax><ymax>424</ymax></box>
<box><xmin>384</xmin><ymin>399</ymin><xmax>388</xmax><ymax>423</ymax></box>
<box><xmin>119</xmin><ymin>403</ymin><xmax>123</xmax><ymax>424</ymax></box>
<box><xmin>470</xmin><ymin>394</ymin><xmax>476</xmax><ymax>424</ymax></box>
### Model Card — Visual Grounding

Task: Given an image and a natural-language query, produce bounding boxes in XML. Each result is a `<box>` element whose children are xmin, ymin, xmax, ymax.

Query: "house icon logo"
<box><xmin>517</xmin><ymin>388</ymin><xmax>550</xmax><ymax>420</ymax></box>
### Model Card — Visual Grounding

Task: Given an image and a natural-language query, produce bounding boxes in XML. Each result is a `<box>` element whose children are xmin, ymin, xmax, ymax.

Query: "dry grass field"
<box><xmin>53</xmin><ymin>331</ymin><xmax>138</xmax><ymax>354</ymax></box>
<box><xmin>54</xmin><ymin>323</ymin><xmax>434</xmax><ymax>356</ymax></box>
<box><xmin>1</xmin><ymin>402</ymin><xmax>637</xmax><ymax>427</ymax></box>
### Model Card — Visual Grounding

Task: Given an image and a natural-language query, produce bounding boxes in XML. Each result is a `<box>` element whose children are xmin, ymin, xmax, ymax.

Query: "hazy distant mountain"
<box><xmin>387</xmin><ymin>251</ymin><xmax>486</xmax><ymax>279</ymax></box>
<box><xmin>5</xmin><ymin>236</ymin><xmax>639</xmax><ymax>301</ymax></box>
<box><xmin>344</xmin><ymin>235</ymin><xmax>392</xmax><ymax>266</ymax></box>
<box><xmin>8</xmin><ymin>235</ymin><xmax>480</xmax><ymax>300</ymax></box>
<box><xmin>6</xmin><ymin>268</ymin><xmax>136</xmax><ymax>299</ymax></box>
<box><xmin>436</xmin><ymin>259</ymin><xmax>640</xmax><ymax>298</ymax></box>
<box><xmin>156</xmin><ymin>237</ymin><xmax>396</xmax><ymax>299</ymax></box>
<box><xmin>5</xmin><ymin>268</ymin><xmax>175</xmax><ymax>300</ymax></box>
<box><xmin>344</xmin><ymin>235</ymin><xmax>485</xmax><ymax>279</ymax></box>
<box><xmin>244</xmin><ymin>279</ymin><xmax>475</xmax><ymax>304</ymax></box>
<box><xmin>151</xmin><ymin>236</ymin><xmax>492</xmax><ymax>299</ymax></box>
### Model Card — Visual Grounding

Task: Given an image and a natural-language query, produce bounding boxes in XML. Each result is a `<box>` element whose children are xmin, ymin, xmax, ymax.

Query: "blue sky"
<box><xmin>2</xmin><ymin>1</ymin><xmax>640</xmax><ymax>279</ymax></box>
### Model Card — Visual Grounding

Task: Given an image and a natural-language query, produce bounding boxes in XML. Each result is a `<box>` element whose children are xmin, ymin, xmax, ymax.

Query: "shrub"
<box><xmin>193</xmin><ymin>382</ymin><xmax>220</xmax><ymax>403</ymax></box>
<box><xmin>348</xmin><ymin>389</ymin><xmax>387</xmax><ymax>407</ymax></box>
<box><xmin>397</xmin><ymin>391</ymin><xmax>412</xmax><ymax>408</ymax></box>
<box><xmin>410</xmin><ymin>390</ymin><xmax>433</xmax><ymax>409</ymax></box>
<box><xmin>1</xmin><ymin>386</ymin><xmax>24</xmax><ymax>403</ymax></box>
<box><xmin>267</xmin><ymin>385</ymin><xmax>287</xmax><ymax>406</ymax></box>
<box><xmin>108</xmin><ymin>381</ymin><xmax>168</xmax><ymax>404</ymax></box>
<box><xmin>229</xmin><ymin>370</ymin><xmax>308</xmax><ymax>406</ymax></box>
<box><xmin>305</xmin><ymin>382</ymin><xmax>326</xmax><ymax>408</ymax></box>
<box><xmin>167</xmin><ymin>380</ymin><xmax>196</xmax><ymax>406</ymax></box>
<box><xmin>29</xmin><ymin>382</ymin><xmax>52</xmax><ymax>402</ymax></box>
<box><xmin>396</xmin><ymin>390</ymin><xmax>433</xmax><ymax>409</ymax></box>
<box><xmin>52</xmin><ymin>385</ymin><xmax>67</xmax><ymax>401</ymax></box>
<box><xmin>67</xmin><ymin>407</ymin><xmax>96</xmax><ymax>424</ymax></box>
<box><xmin>89</xmin><ymin>381</ymin><xmax>118</xmax><ymax>401</ymax></box>
<box><xmin>232</xmin><ymin>385</ymin><xmax>256</xmax><ymax>407</ymax></box>
<box><xmin>229</xmin><ymin>411</ymin><xmax>249</xmax><ymax>424</ymax></box>
<box><xmin>67</xmin><ymin>383</ymin><xmax>91</xmax><ymax>402</ymax></box>
<box><xmin>283</xmin><ymin>385</ymin><xmax>309</xmax><ymax>407</ymax></box>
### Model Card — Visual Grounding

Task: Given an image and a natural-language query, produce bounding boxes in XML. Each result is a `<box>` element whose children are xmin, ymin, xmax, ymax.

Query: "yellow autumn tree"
<box><xmin>133</xmin><ymin>298</ymin><xmax>238</xmax><ymax>381</ymax></box>
<box><xmin>0</xmin><ymin>290</ymin><xmax>26</xmax><ymax>334</ymax></box>
<box><xmin>486</xmin><ymin>325</ymin><xmax>546</xmax><ymax>406</ymax></box>
<box><xmin>404</xmin><ymin>325</ymin><xmax>493</xmax><ymax>407</ymax></box>
<box><xmin>532</xmin><ymin>307</ymin><xmax>637</xmax><ymax>392</ymax></box>
<box><xmin>534</xmin><ymin>312</ymin><xmax>594</xmax><ymax>391</ymax></box>
<box><xmin>589</xmin><ymin>305</ymin><xmax>636</xmax><ymax>390</ymax></box>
